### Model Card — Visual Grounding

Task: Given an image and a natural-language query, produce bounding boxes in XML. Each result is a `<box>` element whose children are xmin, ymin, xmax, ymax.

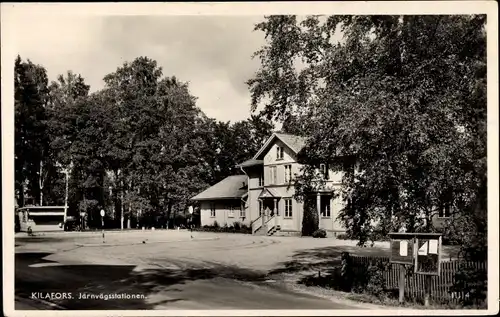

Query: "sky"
<box><xmin>12</xmin><ymin>15</ymin><xmax>267</xmax><ymax>123</ymax></box>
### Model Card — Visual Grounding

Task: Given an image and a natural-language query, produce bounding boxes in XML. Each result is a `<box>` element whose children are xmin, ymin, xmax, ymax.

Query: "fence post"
<box><xmin>399</xmin><ymin>264</ymin><xmax>406</xmax><ymax>304</ymax></box>
<box><xmin>424</xmin><ymin>275</ymin><xmax>431</xmax><ymax>306</ymax></box>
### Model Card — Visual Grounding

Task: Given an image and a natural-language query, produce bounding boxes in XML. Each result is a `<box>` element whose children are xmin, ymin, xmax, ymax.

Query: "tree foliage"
<box><xmin>15</xmin><ymin>55</ymin><xmax>273</xmax><ymax>229</ymax></box>
<box><xmin>15</xmin><ymin>56</ymin><xmax>50</xmax><ymax>206</ymax></box>
<box><xmin>248</xmin><ymin>15</ymin><xmax>487</xmax><ymax>246</ymax></box>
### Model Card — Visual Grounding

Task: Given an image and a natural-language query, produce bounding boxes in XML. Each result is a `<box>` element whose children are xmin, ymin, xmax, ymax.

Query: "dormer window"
<box><xmin>276</xmin><ymin>146</ymin><xmax>284</xmax><ymax>160</ymax></box>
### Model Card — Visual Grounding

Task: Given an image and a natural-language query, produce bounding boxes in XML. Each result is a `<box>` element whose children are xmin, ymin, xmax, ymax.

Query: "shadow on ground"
<box><xmin>15</xmin><ymin>252</ymin><xmax>269</xmax><ymax>310</ymax></box>
<box><xmin>268</xmin><ymin>244</ymin><xmax>388</xmax><ymax>276</ymax></box>
<box><xmin>16</xmin><ymin>236</ymin><xmax>78</xmax><ymax>245</ymax></box>
<box><xmin>265</xmin><ymin>244</ymin><xmax>395</xmax><ymax>295</ymax></box>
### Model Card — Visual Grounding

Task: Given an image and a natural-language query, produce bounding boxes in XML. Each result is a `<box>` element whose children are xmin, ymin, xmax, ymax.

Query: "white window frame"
<box><xmin>210</xmin><ymin>203</ymin><xmax>216</xmax><ymax>217</ymax></box>
<box><xmin>284</xmin><ymin>165</ymin><xmax>292</xmax><ymax>183</ymax></box>
<box><xmin>240</xmin><ymin>204</ymin><xmax>246</xmax><ymax>218</ymax></box>
<box><xmin>276</xmin><ymin>146</ymin><xmax>284</xmax><ymax>160</ymax></box>
<box><xmin>320</xmin><ymin>195</ymin><xmax>331</xmax><ymax>218</ymax></box>
<box><xmin>284</xmin><ymin>198</ymin><xmax>293</xmax><ymax>218</ymax></box>
<box><xmin>228</xmin><ymin>204</ymin><xmax>235</xmax><ymax>218</ymax></box>
<box><xmin>258</xmin><ymin>173</ymin><xmax>264</xmax><ymax>187</ymax></box>
<box><xmin>438</xmin><ymin>203</ymin><xmax>452</xmax><ymax>218</ymax></box>
<box><xmin>319</xmin><ymin>163</ymin><xmax>329</xmax><ymax>180</ymax></box>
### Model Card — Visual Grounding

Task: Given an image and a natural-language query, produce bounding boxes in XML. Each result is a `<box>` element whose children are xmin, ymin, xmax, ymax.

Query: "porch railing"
<box><xmin>266</xmin><ymin>216</ymin><xmax>276</xmax><ymax>233</ymax></box>
<box><xmin>251</xmin><ymin>216</ymin><xmax>262</xmax><ymax>233</ymax></box>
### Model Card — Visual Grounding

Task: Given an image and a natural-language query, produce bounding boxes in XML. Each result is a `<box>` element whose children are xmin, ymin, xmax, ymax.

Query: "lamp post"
<box><xmin>100</xmin><ymin>209</ymin><xmax>105</xmax><ymax>243</ymax></box>
<box><xmin>189</xmin><ymin>206</ymin><xmax>194</xmax><ymax>238</ymax></box>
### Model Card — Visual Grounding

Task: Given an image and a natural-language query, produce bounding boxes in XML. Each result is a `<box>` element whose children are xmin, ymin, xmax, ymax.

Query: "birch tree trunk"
<box><xmin>64</xmin><ymin>169</ymin><xmax>69</xmax><ymax>223</ymax></box>
<box><xmin>39</xmin><ymin>160</ymin><xmax>43</xmax><ymax>206</ymax></box>
<box><xmin>119</xmin><ymin>170</ymin><xmax>124</xmax><ymax>230</ymax></box>
<box><xmin>127</xmin><ymin>180</ymin><xmax>132</xmax><ymax>229</ymax></box>
<box><xmin>137</xmin><ymin>187</ymin><xmax>141</xmax><ymax>229</ymax></box>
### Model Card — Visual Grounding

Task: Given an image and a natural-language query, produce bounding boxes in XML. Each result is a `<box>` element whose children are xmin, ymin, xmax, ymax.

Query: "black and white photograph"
<box><xmin>1</xmin><ymin>2</ymin><xmax>498</xmax><ymax>316</ymax></box>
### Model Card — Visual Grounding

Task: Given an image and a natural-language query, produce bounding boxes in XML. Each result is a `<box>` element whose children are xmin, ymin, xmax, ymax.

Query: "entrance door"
<box><xmin>261</xmin><ymin>199</ymin><xmax>275</xmax><ymax>217</ymax></box>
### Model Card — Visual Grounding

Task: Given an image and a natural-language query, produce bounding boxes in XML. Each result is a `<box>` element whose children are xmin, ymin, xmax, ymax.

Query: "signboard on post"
<box><xmin>389</xmin><ymin>232</ymin><xmax>443</xmax><ymax>306</ymax></box>
<box><xmin>389</xmin><ymin>232</ymin><xmax>416</xmax><ymax>305</ymax></box>
<box><xmin>389</xmin><ymin>233</ymin><xmax>415</xmax><ymax>265</ymax></box>
<box><xmin>415</xmin><ymin>235</ymin><xmax>442</xmax><ymax>276</ymax></box>
<box><xmin>413</xmin><ymin>233</ymin><xmax>442</xmax><ymax>306</ymax></box>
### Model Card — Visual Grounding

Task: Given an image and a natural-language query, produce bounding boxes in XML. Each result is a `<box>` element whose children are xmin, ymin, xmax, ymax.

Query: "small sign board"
<box><xmin>389</xmin><ymin>233</ymin><xmax>415</xmax><ymax>265</ymax></box>
<box><xmin>415</xmin><ymin>236</ymin><xmax>442</xmax><ymax>275</ymax></box>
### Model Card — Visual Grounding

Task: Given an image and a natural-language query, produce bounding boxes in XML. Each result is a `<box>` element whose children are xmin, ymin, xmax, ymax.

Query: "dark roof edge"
<box><xmin>236</xmin><ymin>159</ymin><xmax>264</xmax><ymax>168</ymax></box>
<box><xmin>191</xmin><ymin>196</ymin><xmax>246</xmax><ymax>201</ymax></box>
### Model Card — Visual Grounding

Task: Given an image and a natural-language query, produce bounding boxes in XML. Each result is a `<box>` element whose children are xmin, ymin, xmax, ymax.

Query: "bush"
<box><xmin>340</xmin><ymin>251</ymin><xmax>354</xmax><ymax>291</ymax></box>
<box><xmin>233</xmin><ymin>221</ymin><xmax>241</xmax><ymax>231</ymax></box>
<box><xmin>365</xmin><ymin>259</ymin><xmax>387</xmax><ymax>298</ymax></box>
<box><xmin>336</xmin><ymin>233</ymin><xmax>350</xmax><ymax>240</ymax></box>
<box><xmin>240</xmin><ymin>224</ymin><xmax>251</xmax><ymax>234</ymax></box>
<box><xmin>312</xmin><ymin>228</ymin><xmax>327</xmax><ymax>238</ymax></box>
<box><xmin>301</xmin><ymin>194</ymin><xmax>319</xmax><ymax>236</ymax></box>
<box><xmin>450</xmin><ymin>262</ymin><xmax>487</xmax><ymax>306</ymax></box>
<box><xmin>193</xmin><ymin>222</ymin><xmax>252</xmax><ymax>234</ymax></box>
<box><xmin>336</xmin><ymin>252</ymin><xmax>390</xmax><ymax>296</ymax></box>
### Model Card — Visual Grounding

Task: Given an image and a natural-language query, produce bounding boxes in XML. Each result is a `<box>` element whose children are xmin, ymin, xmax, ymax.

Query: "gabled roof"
<box><xmin>258</xmin><ymin>187</ymin><xmax>279</xmax><ymax>198</ymax></box>
<box><xmin>252</xmin><ymin>132</ymin><xmax>308</xmax><ymax>160</ymax></box>
<box><xmin>191</xmin><ymin>175</ymin><xmax>247</xmax><ymax>201</ymax></box>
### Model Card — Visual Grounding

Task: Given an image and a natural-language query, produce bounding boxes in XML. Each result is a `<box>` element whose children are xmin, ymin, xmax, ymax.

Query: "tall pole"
<box><xmin>64</xmin><ymin>169</ymin><xmax>69</xmax><ymax>223</ymax></box>
<box><xmin>101</xmin><ymin>209</ymin><xmax>105</xmax><ymax>243</ymax></box>
<box><xmin>189</xmin><ymin>206</ymin><xmax>194</xmax><ymax>238</ymax></box>
<box><xmin>399</xmin><ymin>265</ymin><xmax>406</xmax><ymax>304</ymax></box>
<box><xmin>424</xmin><ymin>275</ymin><xmax>431</xmax><ymax>306</ymax></box>
<box><xmin>39</xmin><ymin>160</ymin><xmax>43</xmax><ymax>206</ymax></box>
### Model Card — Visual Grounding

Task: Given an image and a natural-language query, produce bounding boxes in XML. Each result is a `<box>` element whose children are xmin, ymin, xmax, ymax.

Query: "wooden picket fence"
<box><xmin>350</xmin><ymin>255</ymin><xmax>487</xmax><ymax>304</ymax></box>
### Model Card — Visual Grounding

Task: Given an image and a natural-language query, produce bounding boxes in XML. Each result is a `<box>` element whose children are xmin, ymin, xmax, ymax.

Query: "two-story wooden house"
<box><xmin>236</xmin><ymin>133</ymin><xmax>346</xmax><ymax>236</ymax></box>
<box><xmin>192</xmin><ymin>132</ymin><xmax>347</xmax><ymax>237</ymax></box>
